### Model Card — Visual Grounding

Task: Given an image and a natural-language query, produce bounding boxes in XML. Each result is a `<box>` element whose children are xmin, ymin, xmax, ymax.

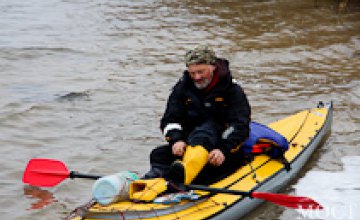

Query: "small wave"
<box><xmin>0</xmin><ymin>46</ymin><xmax>84</xmax><ymax>53</ymax></box>
<box><xmin>0</xmin><ymin>46</ymin><xmax>86</xmax><ymax>61</ymax></box>
<box><xmin>353</xmin><ymin>50</ymin><xmax>360</xmax><ymax>58</ymax></box>
<box><xmin>21</xmin><ymin>46</ymin><xmax>85</xmax><ymax>54</ymax></box>
<box><xmin>55</xmin><ymin>91</ymin><xmax>90</xmax><ymax>102</ymax></box>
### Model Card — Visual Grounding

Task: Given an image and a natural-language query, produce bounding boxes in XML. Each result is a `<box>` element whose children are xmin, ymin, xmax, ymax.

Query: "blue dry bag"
<box><xmin>242</xmin><ymin>122</ymin><xmax>289</xmax><ymax>158</ymax></box>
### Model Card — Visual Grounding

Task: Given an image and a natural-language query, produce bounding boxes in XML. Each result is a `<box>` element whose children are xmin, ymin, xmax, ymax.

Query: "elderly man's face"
<box><xmin>188</xmin><ymin>64</ymin><xmax>215</xmax><ymax>89</ymax></box>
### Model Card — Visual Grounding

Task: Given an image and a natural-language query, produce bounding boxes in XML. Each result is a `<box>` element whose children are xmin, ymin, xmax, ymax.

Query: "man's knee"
<box><xmin>187</xmin><ymin>121</ymin><xmax>220</xmax><ymax>150</ymax></box>
<box><xmin>150</xmin><ymin>145</ymin><xmax>171</xmax><ymax>163</ymax></box>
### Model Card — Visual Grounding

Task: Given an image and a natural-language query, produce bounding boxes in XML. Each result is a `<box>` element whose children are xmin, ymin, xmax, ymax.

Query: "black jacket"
<box><xmin>160</xmin><ymin>58</ymin><xmax>251</xmax><ymax>155</ymax></box>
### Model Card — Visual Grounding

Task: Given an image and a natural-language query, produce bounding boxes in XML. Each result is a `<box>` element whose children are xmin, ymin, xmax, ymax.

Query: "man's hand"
<box><xmin>208</xmin><ymin>149</ymin><xmax>225</xmax><ymax>166</ymax></box>
<box><xmin>172</xmin><ymin>141</ymin><xmax>187</xmax><ymax>156</ymax></box>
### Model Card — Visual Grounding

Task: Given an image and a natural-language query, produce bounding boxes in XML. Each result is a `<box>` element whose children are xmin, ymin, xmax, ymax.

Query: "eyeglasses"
<box><xmin>188</xmin><ymin>68</ymin><xmax>210</xmax><ymax>76</ymax></box>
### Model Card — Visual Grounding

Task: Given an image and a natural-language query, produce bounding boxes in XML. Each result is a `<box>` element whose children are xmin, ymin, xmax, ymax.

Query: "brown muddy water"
<box><xmin>0</xmin><ymin>0</ymin><xmax>359</xmax><ymax>219</ymax></box>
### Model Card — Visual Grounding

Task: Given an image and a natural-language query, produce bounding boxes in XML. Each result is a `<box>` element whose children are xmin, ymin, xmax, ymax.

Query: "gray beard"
<box><xmin>194</xmin><ymin>78</ymin><xmax>212</xmax><ymax>89</ymax></box>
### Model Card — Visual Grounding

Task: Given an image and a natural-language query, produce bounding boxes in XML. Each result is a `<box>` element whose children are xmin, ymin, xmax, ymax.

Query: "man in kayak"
<box><xmin>130</xmin><ymin>45</ymin><xmax>251</xmax><ymax>201</ymax></box>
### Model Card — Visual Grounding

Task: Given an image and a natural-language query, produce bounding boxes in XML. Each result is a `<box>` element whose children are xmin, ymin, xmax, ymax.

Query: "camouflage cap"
<box><xmin>185</xmin><ymin>45</ymin><xmax>216</xmax><ymax>66</ymax></box>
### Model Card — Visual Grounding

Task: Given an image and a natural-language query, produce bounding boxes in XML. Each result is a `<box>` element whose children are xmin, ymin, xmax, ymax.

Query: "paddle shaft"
<box><xmin>186</xmin><ymin>184</ymin><xmax>252</xmax><ymax>197</ymax></box>
<box><xmin>69</xmin><ymin>171</ymin><xmax>101</xmax><ymax>180</ymax></box>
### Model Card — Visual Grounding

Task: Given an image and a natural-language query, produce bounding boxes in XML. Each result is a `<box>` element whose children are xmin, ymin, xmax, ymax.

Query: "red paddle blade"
<box><xmin>252</xmin><ymin>192</ymin><xmax>323</xmax><ymax>210</ymax></box>
<box><xmin>23</xmin><ymin>158</ymin><xmax>70</xmax><ymax>187</ymax></box>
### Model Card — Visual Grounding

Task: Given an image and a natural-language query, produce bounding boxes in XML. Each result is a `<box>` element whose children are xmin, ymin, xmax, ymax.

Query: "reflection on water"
<box><xmin>24</xmin><ymin>186</ymin><xmax>57</xmax><ymax>210</ymax></box>
<box><xmin>0</xmin><ymin>0</ymin><xmax>359</xmax><ymax>219</ymax></box>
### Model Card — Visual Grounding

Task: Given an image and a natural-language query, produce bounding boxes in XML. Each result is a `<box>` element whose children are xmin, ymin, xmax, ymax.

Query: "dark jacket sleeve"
<box><xmin>160</xmin><ymin>82</ymin><xmax>187</xmax><ymax>146</ymax></box>
<box><xmin>220</xmin><ymin>84</ymin><xmax>251</xmax><ymax>155</ymax></box>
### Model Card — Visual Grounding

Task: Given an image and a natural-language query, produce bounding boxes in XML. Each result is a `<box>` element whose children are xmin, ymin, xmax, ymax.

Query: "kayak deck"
<box><xmin>68</xmin><ymin>102</ymin><xmax>332</xmax><ymax>220</ymax></box>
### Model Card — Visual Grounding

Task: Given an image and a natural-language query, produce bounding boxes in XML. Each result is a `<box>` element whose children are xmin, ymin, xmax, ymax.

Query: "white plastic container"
<box><xmin>92</xmin><ymin>171</ymin><xmax>138</xmax><ymax>205</ymax></box>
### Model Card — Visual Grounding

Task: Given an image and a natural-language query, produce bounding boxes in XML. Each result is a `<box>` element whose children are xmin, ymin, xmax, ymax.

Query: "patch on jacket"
<box><xmin>185</xmin><ymin>98</ymin><xmax>191</xmax><ymax>105</ymax></box>
<box><xmin>215</xmin><ymin>97</ymin><xmax>224</xmax><ymax>102</ymax></box>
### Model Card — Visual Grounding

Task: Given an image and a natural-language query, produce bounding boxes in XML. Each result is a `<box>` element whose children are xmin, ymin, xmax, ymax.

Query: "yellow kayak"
<box><xmin>67</xmin><ymin>101</ymin><xmax>333</xmax><ymax>220</ymax></box>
